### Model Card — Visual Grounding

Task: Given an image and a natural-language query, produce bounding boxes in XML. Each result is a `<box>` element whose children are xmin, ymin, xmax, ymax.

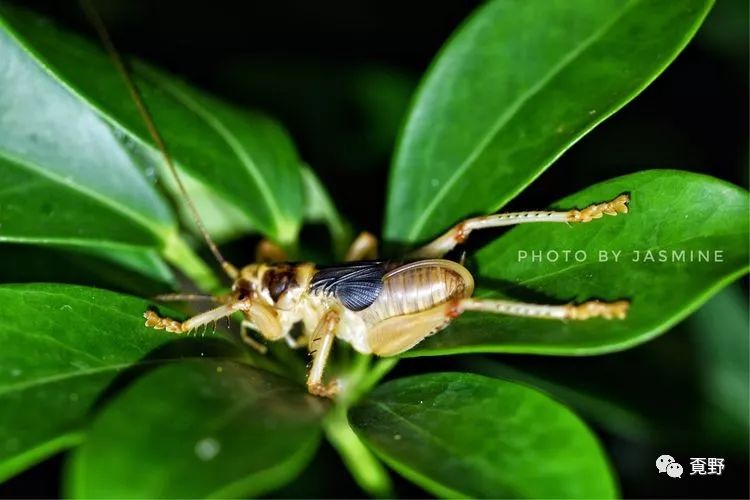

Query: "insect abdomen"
<box><xmin>358</xmin><ymin>259</ymin><xmax>474</xmax><ymax>327</ymax></box>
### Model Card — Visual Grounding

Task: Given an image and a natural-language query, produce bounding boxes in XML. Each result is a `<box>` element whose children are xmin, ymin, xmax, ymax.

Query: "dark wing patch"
<box><xmin>310</xmin><ymin>261</ymin><xmax>389</xmax><ymax>311</ymax></box>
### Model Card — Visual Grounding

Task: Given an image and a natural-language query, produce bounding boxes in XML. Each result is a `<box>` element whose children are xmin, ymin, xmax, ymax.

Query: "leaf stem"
<box><xmin>323</xmin><ymin>405</ymin><xmax>393</xmax><ymax>498</ymax></box>
<box><xmin>357</xmin><ymin>358</ymin><xmax>399</xmax><ymax>399</ymax></box>
<box><xmin>320</xmin><ymin>354</ymin><xmax>399</xmax><ymax>497</ymax></box>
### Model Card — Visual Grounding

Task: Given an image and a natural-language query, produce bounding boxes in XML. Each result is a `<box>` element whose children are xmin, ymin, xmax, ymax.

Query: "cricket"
<box><xmin>85</xmin><ymin>2</ymin><xmax>630</xmax><ymax>399</ymax></box>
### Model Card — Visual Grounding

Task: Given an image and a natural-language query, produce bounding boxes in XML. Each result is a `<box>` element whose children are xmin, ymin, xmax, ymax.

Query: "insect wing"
<box><xmin>310</xmin><ymin>261</ymin><xmax>389</xmax><ymax>311</ymax></box>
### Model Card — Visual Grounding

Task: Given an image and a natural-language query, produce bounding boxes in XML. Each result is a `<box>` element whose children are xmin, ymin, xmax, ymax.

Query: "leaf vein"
<box><xmin>407</xmin><ymin>0</ymin><xmax>639</xmax><ymax>240</ymax></box>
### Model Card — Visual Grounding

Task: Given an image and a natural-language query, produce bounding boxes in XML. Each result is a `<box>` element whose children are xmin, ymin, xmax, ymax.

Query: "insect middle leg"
<box><xmin>256</xmin><ymin>239</ymin><xmax>288</xmax><ymax>262</ymax></box>
<box><xmin>240</xmin><ymin>320</ymin><xmax>268</xmax><ymax>354</ymax></box>
<box><xmin>409</xmin><ymin>194</ymin><xmax>629</xmax><ymax>259</ymax></box>
<box><xmin>345</xmin><ymin>231</ymin><xmax>378</xmax><ymax>261</ymax></box>
<box><xmin>307</xmin><ymin>310</ymin><xmax>341</xmax><ymax>398</ymax></box>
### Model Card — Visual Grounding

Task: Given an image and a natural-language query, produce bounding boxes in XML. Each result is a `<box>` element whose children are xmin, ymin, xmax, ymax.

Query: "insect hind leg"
<box><xmin>458</xmin><ymin>297</ymin><xmax>629</xmax><ymax>320</ymax></box>
<box><xmin>409</xmin><ymin>194</ymin><xmax>630</xmax><ymax>259</ymax></box>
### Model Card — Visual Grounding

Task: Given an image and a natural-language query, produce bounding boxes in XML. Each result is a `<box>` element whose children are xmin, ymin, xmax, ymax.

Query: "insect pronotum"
<box><xmin>84</xmin><ymin>1</ymin><xmax>630</xmax><ymax>398</ymax></box>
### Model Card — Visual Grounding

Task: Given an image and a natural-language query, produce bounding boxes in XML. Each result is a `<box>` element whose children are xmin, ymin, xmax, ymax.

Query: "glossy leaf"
<box><xmin>0</xmin><ymin>15</ymin><xmax>218</xmax><ymax>289</ymax></box>
<box><xmin>301</xmin><ymin>165</ymin><xmax>352</xmax><ymax>259</ymax></box>
<box><xmin>463</xmin><ymin>358</ymin><xmax>654</xmax><ymax>442</ymax></box>
<box><xmin>0</xmin><ymin>4</ymin><xmax>304</xmax><ymax>245</ymax></box>
<box><xmin>349</xmin><ymin>373</ymin><xmax>616</xmax><ymax>499</ymax></box>
<box><xmin>385</xmin><ymin>0</ymin><xmax>714</xmax><ymax>243</ymax></box>
<box><xmin>0</xmin><ymin>244</ymin><xmax>176</xmax><ymax>295</ymax></box>
<box><xmin>0</xmin><ymin>283</ymin><xmax>240</xmax><ymax>482</ymax></box>
<box><xmin>0</xmin><ymin>25</ymin><xmax>173</xmax><ymax>251</ymax></box>
<box><xmin>690</xmin><ymin>284</ymin><xmax>749</xmax><ymax>433</ymax></box>
<box><xmin>66</xmin><ymin>360</ymin><xmax>325</xmax><ymax>499</ymax></box>
<box><xmin>408</xmin><ymin>170</ymin><xmax>749</xmax><ymax>356</ymax></box>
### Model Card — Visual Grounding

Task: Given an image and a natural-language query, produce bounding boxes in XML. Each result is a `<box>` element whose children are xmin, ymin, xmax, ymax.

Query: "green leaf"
<box><xmin>408</xmin><ymin>170</ymin><xmax>749</xmax><ymax>356</ymax></box>
<box><xmin>0</xmin><ymin>244</ymin><xmax>176</xmax><ymax>295</ymax></box>
<box><xmin>301</xmin><ymin>165</ymin><xmax>352</xmax><ymax>259</ymax></box>
<box><xmin>66</xmin><ymin>360</ymin><xmax>325</xmax><ymax>499</ymax></box>
<box><xmin>0</xmin><ymin>13</ymin><xmax>219</xmax><ymax>289</ymax></box>
<box><xmin>0</xmin><ymin>283</ymin><xmax>239</xmax><ymax>482</ymax></box>
<box><xmin>79</xmin><ymin>246</ymin><xmax>177</xmax><ymax>289</ymax></box>
<box><xmin>349</xmin><ymin>373</ymin><xmax>616</xmax><ymax>499</ymax></box>
<box><xmin>0</xmin><ymin>4</ymin><xmax>304</xmax><ymax>246</ymax></box>
<box><xmin>136</xmin><ymin>63</ymin><xmax>305</xmax><ymax>245</ymax></box>
<box><xmin>385</xmin><ymin>0</ymin><xmax>714</xmax><ymax>243</ymax></box>
<box><xmin>461</xmin><ymin>358</ymin><xmax>653</xmax><ymax>442</ymax></box>
<box><xmin>689</xmin><ymin>284</ymin><xmax>750</xmax><ymax>434</ymax></box>
<box><xmin>0</xmin><ymin>25</ymin><xmax>173</xmax><ymax>251</ymax></box>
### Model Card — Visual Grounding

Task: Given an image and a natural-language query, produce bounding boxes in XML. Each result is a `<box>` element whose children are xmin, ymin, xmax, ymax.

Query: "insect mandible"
<box><xmin>85</xmin><ymin>2</ymin><xmax>630</xmax><ymax>398</ymax></box>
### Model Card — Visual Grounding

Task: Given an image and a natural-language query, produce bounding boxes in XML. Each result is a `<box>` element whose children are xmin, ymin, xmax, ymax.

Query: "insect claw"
<box><xmin>143</xmin><ymin>310</ymin><xmax>185</xmax><ymax>334</ymax></box>
<box><xmin>570</xmin><ymin>194</ymin><xmax>631</xmax><ymax>223</ymax></box>
<box><xmin>565</xmin><ymin>300</ymin><xmax>629</xmax><ymax>320</ymax></box>
<box><xmin>308</xmin><ymin>380</ymin><xmax>340</xmax><ymax>398</ymax></box>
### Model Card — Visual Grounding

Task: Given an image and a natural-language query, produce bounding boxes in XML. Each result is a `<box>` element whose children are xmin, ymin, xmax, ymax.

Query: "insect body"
<box><xmin>84</xmin><ymin>0</ymin><xmax>631</xmax><ymax>398</ymax></box>
<box><xmin>145</xmin><ymin>194</ymin><xmax>630</xmax><ymax>397</ymax></box>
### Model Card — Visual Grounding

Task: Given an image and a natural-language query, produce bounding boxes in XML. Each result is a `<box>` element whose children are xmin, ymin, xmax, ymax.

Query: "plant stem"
<box><xmin>355</xmin><ymin>358</ymin><xmax>398</xmax><ymax>400</ymax></box>
<box><xmin>162</xmin><ymin>232</ymin><xmax>221</xmax><ymax>292</ymax></box>
<box><xmin>320</xmin><ymin>354</ymin><xmax>399</xmax><ymax>498</ymax></box>
<box><xmin>323</xmin><ymin>405</ymin><xmax>393</xmax><ymax>499</ymax></box>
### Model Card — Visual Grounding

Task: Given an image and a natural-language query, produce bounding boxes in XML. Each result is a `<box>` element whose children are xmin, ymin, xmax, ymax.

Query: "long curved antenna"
<box><xmin>80</xmin><ymin>0</ymin><xmax>238</xmax><ymax>280</ymax></box>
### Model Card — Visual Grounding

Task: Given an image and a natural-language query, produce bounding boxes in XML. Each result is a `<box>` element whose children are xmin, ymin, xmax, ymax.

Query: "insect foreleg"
<box><xmin>345</xmin><ymin>231</ymin><xmax>378</xmax><ymax>261</ymax></box>
<box><xmin>144</xmin><ymin>299</ymin><xmax>284</xmax><ymax>342</ymax></box>
<box><xmin>409</xmin><ymin>194</ymin><xmax>630</xmax><ymax>258</ymax></box>
<box><xmin>457</xmin><ymin>297</ymin><xmax>629</xmax><ymax>320</ymax></box>
<box><xmin>306</xmin><ymin>310</ymin><xmax>340</xmax><ymax>398</ymax></box>
<box><xmin>144</xmin><ymin>301</ymin><xmax>250</xmax><ymax>334</ymax></box>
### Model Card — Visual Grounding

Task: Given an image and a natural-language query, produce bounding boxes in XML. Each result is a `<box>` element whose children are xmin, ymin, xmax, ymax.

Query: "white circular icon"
<box><xmin>656</xmin><ymin>454</ymin><xmax>675</xmax><ymax>473</ymax></box>
<box><xmin>667</xmin><ymin>462</ymin><xmax>683</xmax><ymax>478</ymax></box>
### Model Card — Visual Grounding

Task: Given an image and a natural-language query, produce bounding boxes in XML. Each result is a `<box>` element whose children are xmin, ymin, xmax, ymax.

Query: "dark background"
<box><xmin>1</xmin><ymin>0</ymin><xmax>748</xmax><ymax>498</ymax></box>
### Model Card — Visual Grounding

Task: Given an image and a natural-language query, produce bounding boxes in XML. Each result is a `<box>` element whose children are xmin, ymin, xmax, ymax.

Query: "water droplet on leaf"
<box><xmin>194</xmin><ymin>437</ymin><xmax>221</xmax><ymax>461</ymax></box>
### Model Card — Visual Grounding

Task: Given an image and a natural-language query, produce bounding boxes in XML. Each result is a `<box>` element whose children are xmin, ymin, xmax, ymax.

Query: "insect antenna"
<box><xmin>79</xmin><ymin>0</ymin><xmax>238</xmax><ymax>280</ymax></box>
<box><xmin>153</xmin><ymin>293</ymin><xmax>219</xmax><ymax>303</ymax></box>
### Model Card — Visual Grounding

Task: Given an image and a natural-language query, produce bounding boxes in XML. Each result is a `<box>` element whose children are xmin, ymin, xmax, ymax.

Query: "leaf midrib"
<box><xmin>0</xmin><ymin>324</ymin><xmax>105</xmax><ymax>366</ymax></box>
<box><xmin>0</xmin><ymin>149</ymin><xmax>167</xmax><ymax>240</ymax></box>
<box><xmin>481</xmin><ymin>230</ymin><xmax>748</xmax><ymax>291</ymax></box>
<box><xmin>0</xmin><ymin>362</ymin><xmax>134</xmax><ymax>396</ymax></box>
<box><xmin>371</xmin><ymin>400</ymin><xmax>515</xmax><ymax>497</ymax></box>
<box><xmin>2</xmin><ymin>15</ymin><xmax>285</xmax><ymax>241</ymax></box>
<box><xmin>406</xmin><ymin>0</ymin><xmax>639</xmax><ymax>240</ymax></box>
<box><xmin>139</xmin><ymin>68</ymin><xmax>286</xmax><ymax>236</ymax></box>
